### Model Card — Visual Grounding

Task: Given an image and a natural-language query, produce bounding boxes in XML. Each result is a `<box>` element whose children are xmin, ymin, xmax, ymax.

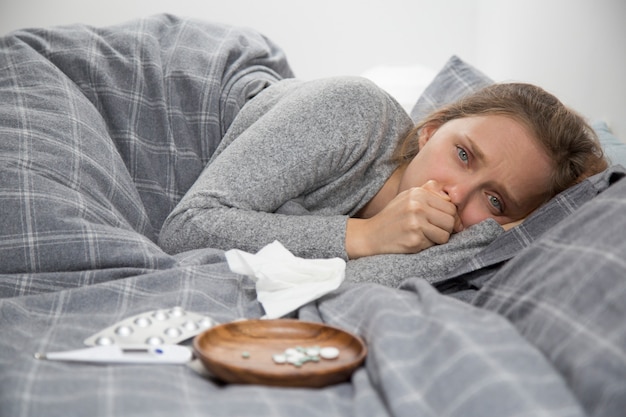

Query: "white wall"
<box><xmin>475</xmin><ymin>0</ymin><xmax>626</xmax><ymax>142</ymax></box>
<box><xmin>1</xmin><ymin>0</ymin><xmax>624</xmax><ymax>138</ymax></box>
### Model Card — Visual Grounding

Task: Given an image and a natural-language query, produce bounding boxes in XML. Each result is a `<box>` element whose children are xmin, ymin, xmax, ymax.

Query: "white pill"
<box><xmin>170</xmin><ymin>306</ymin><xmax>185</xmax><ymax>317</ymax></box>
<box><xmin>284</xmin><ymin>348</ymin><xmax>299</xmax><ymax>356</ymax></box>
<box><xmin>272</xmin><ymin>354</ymin><xmax>287</xmax><ymax>364</ymax></box>
<box><xmin>114</xmin><ymin>325</ymin><xmax>133</xmax><ymax>337</ymax></box>
<box><xmin>146</xmin><ymin>336</ymin><xmax>164</xmax><ymax>345</ymax></box>
<box><xmin>152</xmin><ymin>311</ymin><xmax>168</xmax><ymax>321</ymax></box>
<box><xmin>287</xmin><ymin>354</ymin><xmax>303</xmax><ymax>364</ymax></box>
<box><xmin>320</xmin><ymin>347</ymin><xmax>340</xmax><ymax>360</ymax></box>
<box><xmin>198</xmin><ymin>317</ymin><xmax>213</xmax><ymax>328</ymax></box>
<box><xmin>306</xmin><ymin>347</ymin><xmax>320</xmax><ymax>356</ymax></box>
<box><xmin>182</xmin><ymin>321</ymin><xmax>198</xmax><ymax>331</ymax></box>
<box><xmin>164</xmin><ymin>327</ymin><xmax>182</xmax><ymax>338</ymax></box>
<box><xmin>95</xmin><ymin>336</ymin><xmax>114</xmax><ymax>346</ymax></box>
<box><xmin>134</xmin><ymin>317</ymin><xmax>151</xmax><ymax>327</ymax></box>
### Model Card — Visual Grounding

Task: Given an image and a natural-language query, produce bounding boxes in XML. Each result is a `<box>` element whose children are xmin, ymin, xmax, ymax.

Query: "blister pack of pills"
<box><xmin>83</xmin><ymin>307</ymin><xmax>217</xmax><ymax>347</ymax></box>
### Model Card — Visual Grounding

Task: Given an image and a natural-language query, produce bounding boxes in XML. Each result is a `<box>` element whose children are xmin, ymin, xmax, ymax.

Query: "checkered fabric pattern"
<box><xmin>0</xmin><ymin>17</ymin><xmax>623</xmax><ymax>417</ymax></box>
<box><xmin>0</xmin><ymin>14</ymin><xmax>292</xmax><ymax>296</ymax></box>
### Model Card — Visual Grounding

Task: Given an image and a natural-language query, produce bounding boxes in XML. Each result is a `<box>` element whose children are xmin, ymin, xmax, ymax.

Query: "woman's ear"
<box><xmin>418</xmin><ymin>123</ymin><xmax>439</xmax><ymax>149</ymax></box>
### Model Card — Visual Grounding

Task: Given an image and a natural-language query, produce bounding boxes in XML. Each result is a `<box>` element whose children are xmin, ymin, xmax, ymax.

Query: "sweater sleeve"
<box><xmin>158</xmin><ymin>77</ymin><xmax>412</xmax><ymax>259</ymax></box>
<box><xmin>345</xmin><ymin>219</ymin><xmax>503</xmax><ymax>287</ymax></box>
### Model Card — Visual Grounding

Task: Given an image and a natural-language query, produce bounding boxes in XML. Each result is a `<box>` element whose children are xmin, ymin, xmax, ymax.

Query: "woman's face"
<box><xmin>399</xmin><ymin>114</ymin><xmax>554</xmax><ymax>231</ymax></box>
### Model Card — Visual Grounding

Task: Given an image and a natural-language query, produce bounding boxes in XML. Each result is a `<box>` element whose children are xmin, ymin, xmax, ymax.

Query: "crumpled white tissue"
<box><xmin>225</xmin><ymin>241</ymin><xmax>346</xmax><ymax>319</ymax></box>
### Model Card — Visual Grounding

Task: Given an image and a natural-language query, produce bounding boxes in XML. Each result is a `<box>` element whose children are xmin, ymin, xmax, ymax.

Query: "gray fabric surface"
<box><xmin>435</xmin><ymin>166</ymin><xmax>625</xmax><ymax>297</ymax></box>
<box><xmin>0</xmin><ymin>14</ymin><xmax>292</xmax><ymax>296</ymax></box>
<box><xmin>346</xmin><ymin>219</ymin><xmax>503</xmax><ymax>287</ymax></box>
<box><xmin>471</xmin><ymin>172</ymin><xmax>626</xmax><ymax>417</ymax></box>
<box><xmin>0</xmin><ymin>16</ymin><xmax>623</xmax><ymax>417</ymax></box>
<box><xmin>0</xmin><ymin>256</ymin><xmax>586</xmax><ymax>417</ymax></box>
<box><xmin>409</xmin><ymin>55</ymin><xmax>492</xmax><ymax>123</ymax></box>
<box><xmin>158</xmin><ymin>76</ymin><xmax>414</xmax><ymax>260</ymax></box>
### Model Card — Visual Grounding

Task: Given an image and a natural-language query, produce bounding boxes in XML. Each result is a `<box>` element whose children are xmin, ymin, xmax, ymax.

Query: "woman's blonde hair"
<box><xmin>394</xmin><ymin>83</ymin><xmax>607</xmax><ymax>197</ymax></box>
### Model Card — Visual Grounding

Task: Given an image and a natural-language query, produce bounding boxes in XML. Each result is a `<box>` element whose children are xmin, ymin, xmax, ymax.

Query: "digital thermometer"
<box><xmin>34</xmin><ymin>344</ymin><xmax>192</xmax><ymax>365</ymax></box>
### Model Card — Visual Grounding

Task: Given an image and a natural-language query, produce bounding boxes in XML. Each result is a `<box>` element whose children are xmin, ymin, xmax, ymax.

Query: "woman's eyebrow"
<box><xmin>466</xmin><ymin>136</ymin><xmax>486</xmax><ymax>164</ymax></box>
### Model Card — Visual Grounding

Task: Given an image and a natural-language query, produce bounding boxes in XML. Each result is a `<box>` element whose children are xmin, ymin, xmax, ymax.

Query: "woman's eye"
<box><xmin>456</xmin><ymin>146</ymin><xmax>469</xmax><ymax>163</ymax></box>
<box><xmin>488</xmin><ymin>195</ymin><xmax>503</xmax><ymax>212</ymax></box>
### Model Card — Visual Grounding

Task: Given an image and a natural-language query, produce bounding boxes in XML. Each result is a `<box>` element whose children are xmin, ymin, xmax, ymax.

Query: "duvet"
<box><xmin>1</xmin><ymin>14</ymin><xmax>625</xmax><ymax>417</ymax></box>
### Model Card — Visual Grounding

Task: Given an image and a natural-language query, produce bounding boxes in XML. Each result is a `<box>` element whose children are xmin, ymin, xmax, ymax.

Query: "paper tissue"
<box><xmin>225</xmin><ymin>241</ymin><xmax>346</xmax><ymax>319</ymax></box>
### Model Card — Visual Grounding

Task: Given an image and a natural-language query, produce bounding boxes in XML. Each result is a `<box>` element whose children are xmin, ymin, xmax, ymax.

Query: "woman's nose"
<box><xmin>439</xmin><ymin>184</ymin><xmax>465</xmax><ymax>232</ymax></box>
<box><xmin>442</xmin><ymin>184</ymin><xmax>465</xmax><ymax>207</ymax></box>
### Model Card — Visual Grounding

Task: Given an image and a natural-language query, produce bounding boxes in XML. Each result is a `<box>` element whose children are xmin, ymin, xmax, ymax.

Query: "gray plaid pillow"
<box><xmin>409</xmin><ymin>55</ymin><xmax>492</xmax><ymax>122</ymax></box>
<box><xmin>435</xmin><ymin>168</ymin><xmax>622</xmax><ymax>298</ymax></box>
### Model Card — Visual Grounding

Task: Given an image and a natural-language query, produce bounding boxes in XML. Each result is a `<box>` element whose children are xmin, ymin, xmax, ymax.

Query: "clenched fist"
<box><xmin>346</xmin><ymin>180</ymin><xmax>460</xmax><ymax>259</ymax></box>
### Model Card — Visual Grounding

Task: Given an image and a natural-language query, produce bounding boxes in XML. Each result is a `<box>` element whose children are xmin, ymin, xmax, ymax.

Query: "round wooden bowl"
<box><xmin>193</xmin><ymin>319</ymin><xmax>367</xmax><ymax>387</ymax></box>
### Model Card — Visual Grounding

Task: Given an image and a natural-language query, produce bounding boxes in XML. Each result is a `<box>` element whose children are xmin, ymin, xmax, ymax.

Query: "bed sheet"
<box><xmin>0</xmin><ymin>250</ymin><xmax>585</xmax><ymax>417</ymax></box>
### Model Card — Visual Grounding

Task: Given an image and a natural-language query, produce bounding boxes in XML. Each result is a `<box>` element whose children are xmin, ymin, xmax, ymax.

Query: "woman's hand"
<box><xmin>346</xmin><ymin>180</ymin><xmax>459</xmax><ymax>259</ymax></box>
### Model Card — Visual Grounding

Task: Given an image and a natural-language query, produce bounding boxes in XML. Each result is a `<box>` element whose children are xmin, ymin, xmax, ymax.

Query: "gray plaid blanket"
<box><xmin>1</xmin><ymin>14</ymin><xmax>624</xmax><ymax>417</ymax></box>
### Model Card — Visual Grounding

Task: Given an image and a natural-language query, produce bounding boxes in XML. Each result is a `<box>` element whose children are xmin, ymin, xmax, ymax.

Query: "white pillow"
<box><xmin>360</xmin><ymin>63</ymin><xmax>436</xmax><ymax>114</ymax></box>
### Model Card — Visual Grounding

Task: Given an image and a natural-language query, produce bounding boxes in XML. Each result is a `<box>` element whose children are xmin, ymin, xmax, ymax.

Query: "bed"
<box><xmin>1</xmin><ymin>14</ymin><xmax>625</xmax><ymax>417</ymax></box>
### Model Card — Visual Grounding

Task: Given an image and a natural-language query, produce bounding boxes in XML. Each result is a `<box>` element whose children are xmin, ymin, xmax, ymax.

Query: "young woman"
<box><xmin>158</xmin><ymin>77</ymin><xmax>606</xmax><ymax>260</ymax></box>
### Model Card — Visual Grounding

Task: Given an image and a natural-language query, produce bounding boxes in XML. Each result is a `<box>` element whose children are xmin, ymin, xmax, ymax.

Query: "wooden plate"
<box><xmin>193</xmin><ymin>319</ymin><xmax>367</xmax><ymax>387</ymax></box>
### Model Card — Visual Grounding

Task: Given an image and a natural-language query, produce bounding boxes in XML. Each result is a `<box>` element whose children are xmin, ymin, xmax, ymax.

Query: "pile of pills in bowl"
<box><xmin>271</xmin><ymin>346</ymin><xmax>340</xmax><ymax>367</ymax></box>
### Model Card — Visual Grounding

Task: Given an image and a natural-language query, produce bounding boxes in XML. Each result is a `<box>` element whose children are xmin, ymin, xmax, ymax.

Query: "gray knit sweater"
<box><xmin>159</xmin><ymin>76</ymin><xmax>503</xmax><ymax>280</ymax></box>
<box><xmin>159</xmin><ymin>77</ymin><xmax>412</xmax><ymax>259</ymax></box>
